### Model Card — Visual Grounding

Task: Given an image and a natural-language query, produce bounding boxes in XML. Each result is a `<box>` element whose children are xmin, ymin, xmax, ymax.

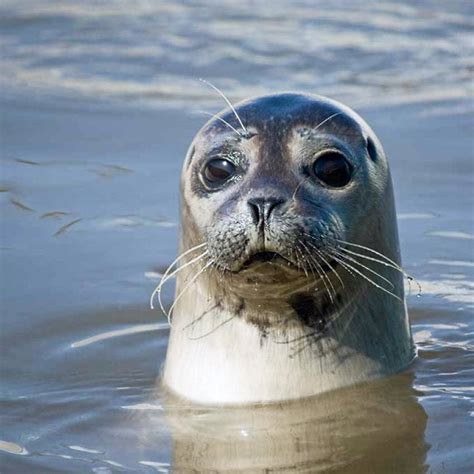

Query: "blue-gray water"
<box><xmin>1</xmin><ymin>1</ymin><xmax>473</xmax><ymax>472</ymax></box>
<box><xmin>1</xmin><ymin>0</ymin><xmax>473</xmax><ymax>110</ymax></box>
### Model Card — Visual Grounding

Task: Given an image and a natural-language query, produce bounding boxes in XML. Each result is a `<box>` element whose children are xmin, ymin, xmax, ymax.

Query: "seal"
<box><xmin>160</xmin><ymin>92</ymin><xmax>415</xmax><ymax>405</ymax></box>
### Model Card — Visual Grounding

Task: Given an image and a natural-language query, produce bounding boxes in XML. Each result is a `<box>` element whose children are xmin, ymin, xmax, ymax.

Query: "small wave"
<box><xmin>68</xmin><ymin>445</ymin><xmax>103</xmax><ymax>454</ymax></box>
<box><xmin>139</xmin><ymin>460</ymin><xmax>170</xmax><ymax>473</ymax></box>
<box><xmin>52</xmin><ymin>215</ymin><xmax>176</xmax><ymax>236</ymax></box>
<box><xmin>428</xmin><ymin>231</ymin><xmax>474</xmax><ymax>240</ymax></box>
<box><xmin>429</xmin><ymin>259</ymin><xmax>474</xmax><ymax>268</ymax></box>
<box><xmin>398</xmin><ymin>213</ymin><xmax>436</xmax><ymax>220</ymax></box>
<box><xmin>71</xmin><ymin>322</ymin><xmax>169</xmax><ymax>348</ymax></box>
<box><xmin>121</xmin><ymin>403</ymin><xmax>164</xmax><ymax>411</ymax></box>
<box><xmin>0</xmin><ymin>440</ymin><xmax>28</xmax><ymax>456</ymax></box>
<box><xmin>412</xmin><ymin>279</ymin><xmax>474</xmax><ymax>305</ymax></box>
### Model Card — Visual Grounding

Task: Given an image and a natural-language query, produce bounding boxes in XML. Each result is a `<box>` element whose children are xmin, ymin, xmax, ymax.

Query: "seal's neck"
<box><xmin>163</xmin><ymin>271</ymin><xmax>414</xmax><ymax>405</ymax></box>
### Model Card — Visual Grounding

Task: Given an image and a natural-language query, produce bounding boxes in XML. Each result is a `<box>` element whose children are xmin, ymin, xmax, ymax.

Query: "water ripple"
<box><xmin>1</xmin><ymin>0</ymin><xmax>472</xmax><ymax>110</ymax></box>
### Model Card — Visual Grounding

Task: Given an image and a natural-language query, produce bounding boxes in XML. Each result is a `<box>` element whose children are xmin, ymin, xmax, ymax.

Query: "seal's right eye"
<box><xmin>203</xmin><ymin>158</ymin><xmax>236</xmax><ymax>187</ymax></box>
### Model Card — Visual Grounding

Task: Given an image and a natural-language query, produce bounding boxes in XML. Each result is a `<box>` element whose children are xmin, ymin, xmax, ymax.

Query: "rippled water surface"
<box><xmin>1</xmin><ymin>0</ymin><xmax>473</xmax><ymax>109</ymax></box>
<box><xmin>1</xmin><ymin>1</ymin><xmax>473</xmax><ymax>472</ymax></box>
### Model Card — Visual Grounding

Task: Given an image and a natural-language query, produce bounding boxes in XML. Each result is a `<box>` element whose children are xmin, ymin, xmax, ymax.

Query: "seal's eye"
<box><xmin>313</xmin><ymin>152</ymin><xmax>352</xmax><ymax>188</ymax></box>
<box><xmin>203</xmin><ymin>158</ymin><xmax>236</xmax><ymax>186</ymax></box>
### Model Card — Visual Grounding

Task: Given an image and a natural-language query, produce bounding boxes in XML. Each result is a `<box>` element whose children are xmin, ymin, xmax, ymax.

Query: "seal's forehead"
<box><xmin>237</xmin><ymin>93</ymin><xmax>340</xmax><ymax>123</ymax></box>
<box><xmin>199</xmin><ymin>93</ymin><xmax>367</xmax><ymax>141</ymax></box>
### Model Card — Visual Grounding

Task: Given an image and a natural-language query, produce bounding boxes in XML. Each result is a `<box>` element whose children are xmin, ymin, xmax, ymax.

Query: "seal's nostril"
<box><xmin>265</xmin><ymin>198</ymin><xmax>285</xmax><ymax>220</ymax></box>
<box><xmin>247</xmin><ymin>197</ymin><xmax>285</xmax><ymax>226</ymax></box>
<box><xmin>248</xmin><ymin>200</ymin><xmax>261</xmax><ymax>225</ymax></box>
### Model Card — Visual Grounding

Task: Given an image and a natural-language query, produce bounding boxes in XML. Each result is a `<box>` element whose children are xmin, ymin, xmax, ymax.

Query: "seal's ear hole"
<box><xmin>367</xmin><ymin>137</ymin><xmax>378</xmax><ymax>162</ymax></box>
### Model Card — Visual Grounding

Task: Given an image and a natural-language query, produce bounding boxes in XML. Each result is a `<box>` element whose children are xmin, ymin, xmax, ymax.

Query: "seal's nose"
<box><xmin>247</xmin><ymin>197</ymin><xmax>285</xmax><ymax>226</ymax></box>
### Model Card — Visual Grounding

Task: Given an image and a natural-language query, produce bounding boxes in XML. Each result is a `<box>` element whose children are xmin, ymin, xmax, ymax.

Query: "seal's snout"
<box><xmin>247</xmin><ymin>196</ymin><xmax>285</xmax><ymax>228</ymax></box>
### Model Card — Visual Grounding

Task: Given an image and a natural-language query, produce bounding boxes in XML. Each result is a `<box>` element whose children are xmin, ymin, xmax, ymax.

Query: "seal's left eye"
<box><xmin>203</xmin><ymin>158</ymin><xmax>235</xmax><ymax>185</ymax></box>
<box><xmin>313</xmin><ymin>152</ymin><xmax>352</xmax><ymax>188</ymax></box>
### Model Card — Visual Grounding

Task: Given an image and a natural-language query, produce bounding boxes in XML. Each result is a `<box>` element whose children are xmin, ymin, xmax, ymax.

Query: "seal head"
<box><xmin>164</xmin><ymin>92</ymin><xmax>414</xmax><ymax>404</ymax></box>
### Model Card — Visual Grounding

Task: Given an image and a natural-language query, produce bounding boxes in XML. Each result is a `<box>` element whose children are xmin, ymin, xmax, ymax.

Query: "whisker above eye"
<box><xmin>195</xmin><ymin>110</ymin><xmax>243</xmax><ymax>138</ymax></box>
<box><xmin>313</xmin><ymin>112</ymin><xmax>343</xmax><ymax>132</ymax></box>
<box><xmin>199</xmin><ymin>78</ymin><xmax>249</xmax><ymax>136</ymax></box>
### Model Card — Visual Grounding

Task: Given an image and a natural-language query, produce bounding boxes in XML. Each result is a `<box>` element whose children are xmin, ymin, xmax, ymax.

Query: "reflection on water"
<box><xmin>163</xmin><ymin>375</ymin><xmax>428</xmax><ymax>473</ymax></box>
<box><xmin>1</xmin><ymin>0</ymin><xmax>473</xmax><ymax>472</ymax></box>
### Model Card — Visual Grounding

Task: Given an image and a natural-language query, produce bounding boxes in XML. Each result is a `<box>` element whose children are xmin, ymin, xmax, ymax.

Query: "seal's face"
<box><xmin>182</xmin><ymin>93</ymin><xmax>389</xmax><ymax>286</ymax></box>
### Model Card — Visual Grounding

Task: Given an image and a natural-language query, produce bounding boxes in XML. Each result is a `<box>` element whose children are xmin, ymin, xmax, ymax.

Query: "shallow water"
<box><xmin>1</xmin><ymin>1</ymin><xmax>474</xmax><ymax>473</ymax></box>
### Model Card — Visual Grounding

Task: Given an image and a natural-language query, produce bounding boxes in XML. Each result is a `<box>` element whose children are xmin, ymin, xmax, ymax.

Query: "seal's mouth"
<box><xmin>240</xmin><ymin>251</ymin><xmax>297</xmax><ymax>271</ymax></box>
<box><xmin>238</xmin><ymin>250</ymin><xmax>340</xmax><ymax>275</ymax></box>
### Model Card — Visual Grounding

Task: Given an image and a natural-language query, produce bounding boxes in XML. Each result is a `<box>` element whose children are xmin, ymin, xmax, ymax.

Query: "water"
<box><xmin>1</xmin><ymin>0</ymin><xmax>472</xmax><ymax>110</ymax></box>
<box><xmin>1</xmin><ymin>1</ymin><xmax>473</xmax><ymax>472</ymax></box>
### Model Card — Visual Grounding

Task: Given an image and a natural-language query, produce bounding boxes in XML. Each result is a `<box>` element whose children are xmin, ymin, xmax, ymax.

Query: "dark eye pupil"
<box><xmin>204</xmin><ymin>159</ymin><xmax>235</xmax><ymax>184</ymax></box>
<box><xmin>313</xmin><ymin>152</ymin><xmax>351</xmax><ymax>187</ymax></box>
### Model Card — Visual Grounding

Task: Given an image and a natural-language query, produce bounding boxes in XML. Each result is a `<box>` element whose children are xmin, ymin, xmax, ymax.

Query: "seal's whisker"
<box><xmin>294</xmin><ymin>243</ymin><xmax>310</xmax><ymax>279</ymax></box>
<box><xmin>304</xmin><ymin>234</ymin><xmax>393</xmax><ymax>290</ymax></box>
<box><xmin>313</xmin><ymin>112</ymin><xmax>343</xmax><ymax>132</ymax></box>
<box><xmin>336</xmin><ymin>243</ymin><xmax>421</xmax><ymax>296</ymax></box>
<box><xmin>289</xmin><ymin>331</ymin><xmax>325</xmax><ymax>359</ymax></box>
<box><xmin>187</xmin><ymin>314</ymin><xmax>235</xmax><ymax>340</ymax></box>
<box><xmin>317</xmin><ymin>249</ymin><xmax>355</xmax><ymax>277</ymax></box>
<box><xmin>335</xmin><ymin>239</ymin><xmax>401</xmax><ymax>267</ymax></box>
<box><xmin>297</xmin><ymin>242</ymin><xmax>325</xmax><ymax>296</ymax></box>
<box><xmin>182</xmin><ymin>303</ymin><xmax>219</xmax><ymax>332</ymax></box>
<box><xmin>155</xmin><ymin>251</ymin><xmax>209</xmax><ymax>317</ymax></box>
<box><xmin>291</xmin><ymin>246</ymin><xmax>302</xmax><ymax>276</ymax></box>
<box><xmin>199</xmin><ymin>79</ymin><xmax>248</xmax><ymax>135</ymax></box>
<box><xmin>208</xmin><ymin>245</ymin><xmax>230</xmax><ymax>277</ymax></box>
<box><xmin>340</xmin><ymin>247</ymin><xmax>404</xmax><ymax>272</ymax></box>
<box><xmin>340</xmin><ymin>246</ymin><xmax>418</xmax><ymax>295</ymax></box>
<box><xmin>303</xmin><ymin>237</ymin><xmax>345</xmax><ymax>288</ymax></box>
<box><xmin>157</xmin><ymin>250</ymin><xmax>209</xmax><ymax>289</ymax></box>
<box><xmin>150</xmin><ymin>242</ymin><xmax>207</xmax><ymax>312</ymax></box>
<box><xmin>334</xmin><ymin>256</ymin><xmax>355</xmax><ymax>276</ymax></box>
<box><xmin>304</xmin><ymin>255</ymin><xmax>320</xmax><ymax>289</ymax></box>
<box><xmin>318</xmin><ymin>249</ymin><xmax>345</xmax><ymax>288</ymax></box>
<box><xmin>304</xmin><ymin>240</ymin><xmax>341</xmax><ymax>297</ymax></box>
<box><xmin>195</xmin><ymin>110</ymin><xmax>243</xmax><ymax>137</ymax></box>
<box><xmin>292</xmin><ymin>176</ymin><xmax>308</xmax><ymax>201</ymax></box>
<box><xmin>167</xmin><ymin>259</ymin><xmax>215</xmax><ymax>323</ymax></box>
<box><xmin>274</xmin><ymin>329</ymin><xmax>317</xmax><ymax>345</ymax></box>
<box><xmin>298</xmin><ymin>244</ymin><xmax>315</xmax><ymax>280</ymax></box>
<box><xmin>312</xmin><ymin>258</ymin><xmax>335</xmax><ymax>303</ymax></box>
<box><xmin>299</xmin><ymin>240</ymin><xmax>336</xmax><ymax>303</ymax></box>
<box><xmin>332</xmin><ymin>251</ymin><xmax>395</xmax><ymax>289</ymax></box>
<box><xmin>329</xmin><ymin>253</ymin><xmax>403</xmax><ymax>302</ymax></box>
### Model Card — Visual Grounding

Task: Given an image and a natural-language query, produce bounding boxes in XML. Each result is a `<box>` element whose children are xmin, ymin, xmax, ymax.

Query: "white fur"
<box><xmin>163</xmin><ymin>274</ymin><xmax>413</xmax><ymax>405</ymax></box>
